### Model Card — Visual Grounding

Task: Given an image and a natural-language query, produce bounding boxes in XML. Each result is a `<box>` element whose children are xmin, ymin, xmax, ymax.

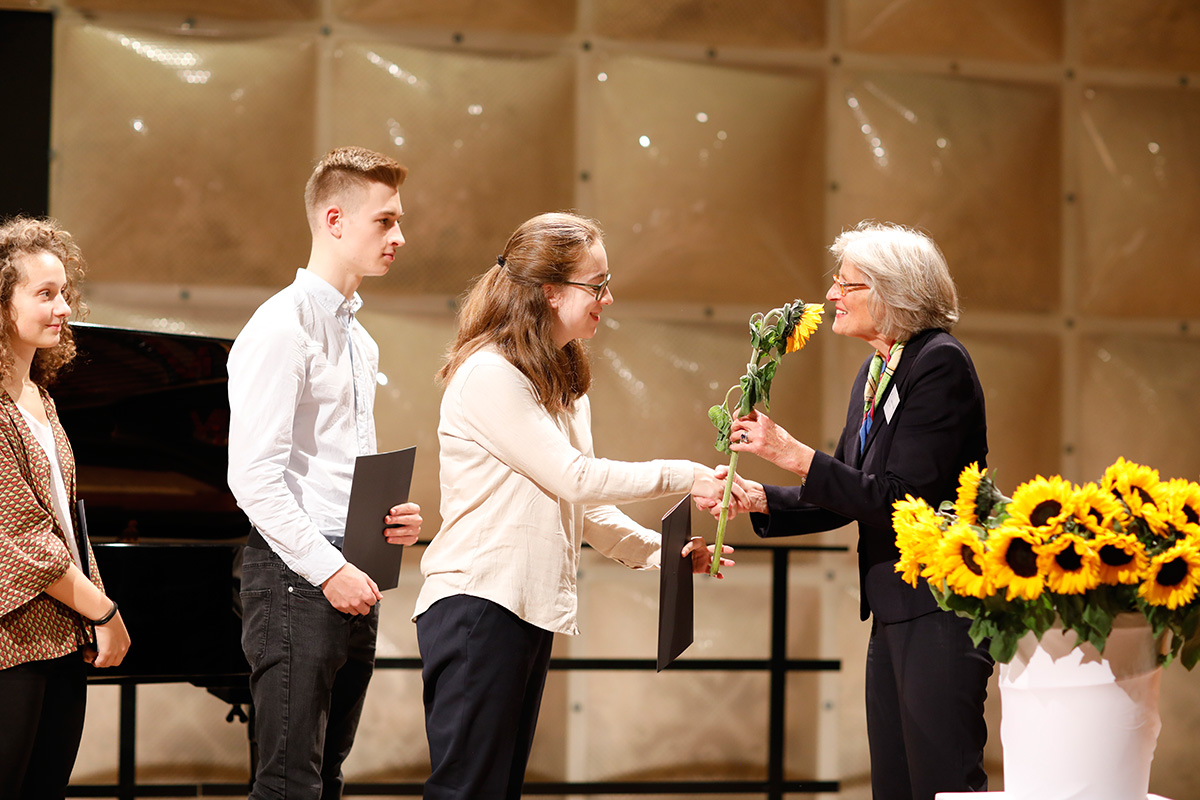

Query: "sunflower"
<box><xmin>1102</xmin><ymin>457</ymin><xmax>1169</xmax><ymax>534</ymax></box>
<box><xmin>985</xmin><ymin>525</ymin><xmax>1045</xmax><ymax>601</ymax></box>
<box><xmin>1037</xmin><ymin>533</ymin><xmax>1101</xmax><ymax>595</ymax></box>
<box><xmin>1092</xmin><ymin>530</ymin><xmax>1148</xmax><ymax>585</ymax></box>
<box><xmin>1138</xmin><ymin>540</ymin><xmax>1200</xmax><ymax>609</ymax></box>
<box><xmin>1007</xmin><ymin>475</ymin><xmax>1074</xmax><ymax>535</ymax></box>
<box><xmin>784</xmin><ymin>303</ymin><xmax>824</xmax><ymax>354</ymax></box>
<box><xmin>938</xmin><ymin>522</ymin><xmax>993</xmax><ymax>599</ymax></box>
<box><xmin>893</xmin><ymin>495</ymin><xmax>944</xmax><ymax>586</ymax></box>
<box><xmin>1163</xmin><ymin>478</ymin><xmax>1200</xmax><ymax>539</ymax></box>
<box><xmin>1070</xmin><ymin>481</ymin><xmax>1124</xmax><ymax>538</ymax></box>
<box><xmin>954</xmin><ymin>462</ymin><xmax>986</xmax><ymax>525</ymax></box>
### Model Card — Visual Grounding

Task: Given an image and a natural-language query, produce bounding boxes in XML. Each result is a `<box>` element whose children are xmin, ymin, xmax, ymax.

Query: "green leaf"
<box><xmin>990</xmin><ymin>630</ymin><xmax>1021</xmax><ymax>664</ymax></box>
<box><xmin>709</xmin><ymin>404</ymin><xmax>732</xmax><ymax>455</ymax></box>
<box><xmin>968</xmin><ymin>616</ymin><xmax>997</xmax><ymax>648</ymax></box>
<box><xmin>1180</xmin><ymin>628</ymin><xmax>1200</xmax><ymax>670</ymax></box>
<box><xmin>1082</xmin><ymin>596</ymin><xmax>1115</xmax><ymax>640</ymax></box>
<box><xmin>738</xmin><ymin>374</ymin><xmax>755</xmax><ymax>415</ymax></box>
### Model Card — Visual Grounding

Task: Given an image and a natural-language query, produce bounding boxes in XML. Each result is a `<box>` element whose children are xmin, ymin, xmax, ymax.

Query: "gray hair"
<box><xmin>829</xmin><ymin>221</ymin><xmax>959</xmax><ymax>341</ymax></box>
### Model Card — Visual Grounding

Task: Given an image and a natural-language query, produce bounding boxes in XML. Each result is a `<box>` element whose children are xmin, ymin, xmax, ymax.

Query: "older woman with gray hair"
<box><xmin>715</xmin><ymin>221</ymin><xmax>992</xmax><ymax>799</ymax></box>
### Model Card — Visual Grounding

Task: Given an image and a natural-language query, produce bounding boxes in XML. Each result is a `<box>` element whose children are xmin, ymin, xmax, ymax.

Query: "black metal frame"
<box><xmin>71</xmin><ymin>544</ymin><xmax>844</xmax><ymax>799</ymax></box>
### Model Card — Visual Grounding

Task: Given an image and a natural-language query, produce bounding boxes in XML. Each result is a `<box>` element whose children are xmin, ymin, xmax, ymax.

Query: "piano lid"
<box><xmin>53</xmin><ymin>323</ymin><xmax>247</xmax><ymax>541</ymax></box>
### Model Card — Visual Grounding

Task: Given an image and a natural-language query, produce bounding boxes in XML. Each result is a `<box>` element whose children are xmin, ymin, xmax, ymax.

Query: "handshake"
<box><xmin>689</xmin><ymin>464</ymin><xmax>768</xmax><ymax>518</ymax></box>
<box><xmin>690</xmin><ymin>409</ymin><xmax>804</xmax><ymax>519</ymax></box>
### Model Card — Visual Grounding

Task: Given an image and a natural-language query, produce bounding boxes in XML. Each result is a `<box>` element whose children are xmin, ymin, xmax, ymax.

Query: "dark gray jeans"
<box><xmin>240</xmin><ymin>545</ymin><xmax>377</xmax><ymax>800</ymax></box>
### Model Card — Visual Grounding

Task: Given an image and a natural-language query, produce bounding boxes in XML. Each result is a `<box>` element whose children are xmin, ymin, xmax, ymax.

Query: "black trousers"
<box><xmin>240</xmin><ymin>545</ymin><xmax>378</xmax><ymax>800</ymax></box>
<box><xmin>866</xmin><ymin>610</ymin><xmax>993</xmax><ymax>800</ymax></box>
<box><xmin>417</xmin><ymin>595</ymin><xmax>555</xmax><ymax>800</ymax></box>
<box><xmin>0</xmin><ymin>651</ymin><xmax>88</xmax><ymax>800</ymax></box>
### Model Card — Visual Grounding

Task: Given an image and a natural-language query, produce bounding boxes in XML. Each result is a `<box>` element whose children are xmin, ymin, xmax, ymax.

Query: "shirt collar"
<box><xmin>293</xmin><ymin>268</ymin><xmax>363</xmax><ymax>320</ymax></box>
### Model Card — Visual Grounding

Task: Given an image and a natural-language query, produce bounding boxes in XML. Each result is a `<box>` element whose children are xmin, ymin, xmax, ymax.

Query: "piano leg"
<box><xmin>118</xmin><ymin>682</ymin><xmax>136</xmax><ymax>800</ymax></box>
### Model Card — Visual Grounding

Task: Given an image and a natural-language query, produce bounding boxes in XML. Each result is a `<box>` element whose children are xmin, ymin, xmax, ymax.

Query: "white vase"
<box><xmin>998</xmin><ymin>614</ymin><xmax>1163</xmax><ymax>800</ymax></box>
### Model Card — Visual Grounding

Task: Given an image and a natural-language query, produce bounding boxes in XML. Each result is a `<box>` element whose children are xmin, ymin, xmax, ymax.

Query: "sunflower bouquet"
<box><xmin>893</xmin><ymin>458</ymin><xmax>1200</xmax><ymax>667</ymax></box>
<box><xmin>706</xmin><ymin>300</ymin><xmax>824</xmax><ymax>575</ymax></box>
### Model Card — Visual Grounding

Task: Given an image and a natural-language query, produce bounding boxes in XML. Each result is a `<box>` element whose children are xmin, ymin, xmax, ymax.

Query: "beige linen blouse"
<box><xmin>414</xmin><ymin>347</ymin><xmax>693</xmax><ymax>635</ymax></box>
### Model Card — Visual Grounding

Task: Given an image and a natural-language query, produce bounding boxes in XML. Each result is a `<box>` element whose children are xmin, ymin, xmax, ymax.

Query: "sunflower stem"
<box><xmin>710</xmin><ymin>450</ymin><xmax>740</xmax><ymax>576</ymax></box>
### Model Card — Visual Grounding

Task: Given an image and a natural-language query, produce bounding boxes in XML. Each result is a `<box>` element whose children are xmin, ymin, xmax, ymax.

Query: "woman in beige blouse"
<box><xmin>0</xmin><ymin>217</ymin><xmax>130</xmax><ymax>799</ymax></box>
<box><xmin>414</xmin><ymin>212</ymin><xmax>734</xmax><ymax>800</ymax></box>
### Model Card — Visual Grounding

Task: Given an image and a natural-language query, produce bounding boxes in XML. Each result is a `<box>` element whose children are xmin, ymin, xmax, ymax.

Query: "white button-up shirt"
<box><xmin>227</xmin><ymin>269</ymin><xmax>379</xmax><ymax>586</ymax></box>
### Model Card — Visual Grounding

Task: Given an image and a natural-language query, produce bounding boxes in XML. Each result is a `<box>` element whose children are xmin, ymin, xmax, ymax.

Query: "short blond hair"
<box><xmin>830</xmin><ymin>221</ymin><xmax>959</xmax><ymax>341</ymax></box>
<box><xmin>303</xmin><ymin>146</ymin><xmax>407</xmax><ymax>228</ymax></box>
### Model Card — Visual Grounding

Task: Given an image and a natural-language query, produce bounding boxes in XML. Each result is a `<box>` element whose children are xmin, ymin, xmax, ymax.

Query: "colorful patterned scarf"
<box><xmin>860</xmin><ymin>340</ymin><xmax>905</xmax><ymax>454</ymax></box>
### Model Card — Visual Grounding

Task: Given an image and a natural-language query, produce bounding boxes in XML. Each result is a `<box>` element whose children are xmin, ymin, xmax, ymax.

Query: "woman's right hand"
<box><xmin>695</xmin><ymin>466</ymin><xmax>768</xmax><ymax>518</ymax></box>
<box><xmin>87</xmin><ymin>611</ymin><xmax>131</xmax><ymax>668</ymax></box>
<box><xmin>690</xmin><ymin>464</ymin><xmax>747</xmax><ymax>508</ymax></box>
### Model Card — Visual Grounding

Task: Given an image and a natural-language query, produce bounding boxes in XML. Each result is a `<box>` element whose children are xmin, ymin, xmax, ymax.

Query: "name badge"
<box><xmin>883</xmin><ymin>386</ymin><xmax>900</xmax><ymax>423</ymax></box>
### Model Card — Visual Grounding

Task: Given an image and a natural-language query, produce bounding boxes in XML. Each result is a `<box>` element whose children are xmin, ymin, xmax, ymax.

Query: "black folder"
<box><xmin>340</xmin><ymin>446</ymin><xmax>416</xmax><ymax>592</ymax></box>
<box><xmin>657</xmin><ymin>494</ymin><xmax>694</xmax><ymax>671</ymax></box>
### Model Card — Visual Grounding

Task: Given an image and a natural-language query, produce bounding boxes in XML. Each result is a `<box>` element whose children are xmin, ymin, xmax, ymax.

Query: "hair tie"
<box><xmin>496</xmin><ymin>255</ymin><xmax>506</xmax><ymax>267</ymax></box>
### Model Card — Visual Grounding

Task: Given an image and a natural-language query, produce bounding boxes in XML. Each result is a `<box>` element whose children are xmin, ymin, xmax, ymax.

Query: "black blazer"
<box><xmin>751</xmin><ymin>328</ymin><xmax>987</xmax><ymax>624</ymax></box>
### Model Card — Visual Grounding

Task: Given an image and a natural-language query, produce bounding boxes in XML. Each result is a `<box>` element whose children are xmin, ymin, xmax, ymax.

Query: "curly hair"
<box><xmin>438</xmin><ymin>212</ymin><xmax>601</xmax><ymax>414</ymax></box>
<box><xmin>0</xmin><ymin>216</ymin><xmax>89</xmax><ymax>386</ymax></box>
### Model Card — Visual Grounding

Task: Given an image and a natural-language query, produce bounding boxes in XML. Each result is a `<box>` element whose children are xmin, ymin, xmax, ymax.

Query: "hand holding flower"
<box><xmin>705</xmin><ymin>299</ymin><xmax>824</xmax><ymax>575</ymax></box>
<box><xmin>730</xmin><ymin>410</ymin><xmax>816</xmax><ymax>479</ymax></box>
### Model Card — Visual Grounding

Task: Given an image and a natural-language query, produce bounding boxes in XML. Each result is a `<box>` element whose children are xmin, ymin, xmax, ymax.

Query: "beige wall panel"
<box><xmin>591</xmin><ymin>56</ymin><xmax>826</xmax><ymax>307</ymax></box>
<box><xmin>74</xmin><ymin>683</ymin><xmax>250</xmax><ymax>784</ymax></box>
<box><xmin>594</xmin><ymin>0</ymin><xmax>824</xmax><ymax>49</ymax></box>
<box><xmin>956</xmin><ymin>331</ymin><xmax>1062</xmax><ymax>491</ymax></box>
<box><xmin>1151</xmin><ymin>662</ymin><xmax>1200</xmax><ymax>798</ymax></box>
<box><xmin>582</xmin><ymin>669</ymin><xmax>769</xmax><ymax>781</ymax></box>
<box><xmin>72</xmin><ymin>684</ymin><xmax>119</xmax><ymax>785</ymax></box>
<box><xmin>342</xmin><ymin>671</ymin><xmax>429</xmax><ymax>781</ymax></box>
<box><xmin>360</xmin><ymin>307</ymin><xmax>456</xmax><ymax>532</ymax></box>
<box><xmin>51</xmin><ymin>23</ymin><xmax>316</xmax><ymax>288</ymax></box>
<box><xmin>571</xmin><ymin>553</ymin><xmax>771</xmax><ymax>781</ymax></box>
<box><xmin>333</xmin><ymin>0</ymin><xmax>574</xmax><ymax>34</ymax></box>
<box><xmin>1077</xmin><ymin>85</ymin><xmax>1200</xmax><ymax>318</ymax></box>
<box><xmin>1076</xmin><ymin>334</ymin><xmax>1200</xmax><ymax>483</ymax></box>
<box><xmin>328</xmin><ymin>42</ymin><xmax>576</xmax><ymax>295</ymax></box>
<box><xmin>577</xmin><ymin>548</ymin><xmax>773</xmax><ymax>660</ymax></box>
<box><xmin>829</xmin><ymin>73</ymin><xmax>1061</xmax><ymax>314</ymax></box>
<box><xmin>840</xmin><ymin>0</ymin><xmax>1062</xmax><ymax>62</ymax></box>
<box><xmin>1078</xmin><ymin>0</ymin><xmax>1200</xmax><ymax>72</ymax></box>
<box><xmin>61</xmin><ymin>0</ymin><xmax>317</xmax><ymax>20</ymax></box>
<box><xmin>584</xmin><ymin>316</ymin><xmax>826</xmax><ymax>539</ymax></box>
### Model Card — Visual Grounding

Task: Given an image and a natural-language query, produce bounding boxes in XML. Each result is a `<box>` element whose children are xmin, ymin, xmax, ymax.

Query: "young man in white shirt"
<box><xmin>227</xmin><ymin>146</ymin><xmax>422</xmax><ymax>799</ymax></box>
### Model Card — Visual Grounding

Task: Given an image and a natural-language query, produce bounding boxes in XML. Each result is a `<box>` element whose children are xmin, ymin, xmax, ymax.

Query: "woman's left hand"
<box><xmin>383</xmin><ymin>502</ymin><xmax>422</xmax><ymax>545</ymax></box>
<box><xmin>729</xmin><ymin>410</ymin><xmax>814</xmax><ymax>477</ymax></box>
<box><xmin>682</xmin><ymin>536</ymin><xmax>735</xmax><ymax>578</ymax></box>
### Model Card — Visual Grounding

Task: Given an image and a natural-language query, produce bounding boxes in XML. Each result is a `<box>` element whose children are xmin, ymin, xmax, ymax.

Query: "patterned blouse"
<box><xmin>0</xmin><ymin>387</ymin><xmax>102</xmax><ymax>670</ymax></box>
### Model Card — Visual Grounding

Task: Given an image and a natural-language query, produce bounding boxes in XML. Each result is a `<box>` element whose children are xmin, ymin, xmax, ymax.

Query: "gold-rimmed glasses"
<box><xmin>832</xmin><ymin>274</ymin><xmax>869</xmax><ymax>298</ymax></box>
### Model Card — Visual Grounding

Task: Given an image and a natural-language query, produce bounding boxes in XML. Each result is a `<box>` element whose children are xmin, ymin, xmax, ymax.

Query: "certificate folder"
<box><xmin>340</xmin><ymin>446</ymin><xmax>416</xmax><ymax>592</ymax></box>
<box><xmin>657</xmin><ymin>494</ymin><xmax>694</xmax><ymax>671</ymax></box>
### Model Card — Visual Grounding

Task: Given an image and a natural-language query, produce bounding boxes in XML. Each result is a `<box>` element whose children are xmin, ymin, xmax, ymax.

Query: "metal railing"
<box><xmin>72</xmin><ymin>543</ymin><xmax>845</xmax><ymax>800</ymax></box>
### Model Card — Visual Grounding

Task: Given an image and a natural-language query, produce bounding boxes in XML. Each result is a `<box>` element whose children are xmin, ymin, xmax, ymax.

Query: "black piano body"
<box><xmin>54</xmin><ymin>322</ymin><xmax>251</xmax><ymax>693</ymax></box>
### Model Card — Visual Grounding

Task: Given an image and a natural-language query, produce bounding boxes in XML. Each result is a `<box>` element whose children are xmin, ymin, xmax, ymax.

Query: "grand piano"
<box><xmin>53</xmin><ymin>322</ymin><xmax>253</xmax><ymax>796</ymax></box>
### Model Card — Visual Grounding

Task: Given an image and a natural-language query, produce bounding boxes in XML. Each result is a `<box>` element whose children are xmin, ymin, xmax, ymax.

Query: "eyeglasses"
<box><xmin>562</xmin><ymin>273</ymin><xmax>611</xmax><ymax>301</ymax></box>
<box><xmin>832</xmin><ymin>274</ymin><xmax>869</xmax><ymax>298</ymax></box>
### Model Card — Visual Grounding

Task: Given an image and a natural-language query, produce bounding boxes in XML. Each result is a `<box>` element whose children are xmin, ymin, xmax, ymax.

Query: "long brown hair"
<box><xmin>0</xmin><ymin>216</ymin><xmax>89</xmax><ymax>386</ymax></box>
<box><xmin>438</xmin><ymin>212</ymin><xmax>602</xmax><ymax>414</ymax></box>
